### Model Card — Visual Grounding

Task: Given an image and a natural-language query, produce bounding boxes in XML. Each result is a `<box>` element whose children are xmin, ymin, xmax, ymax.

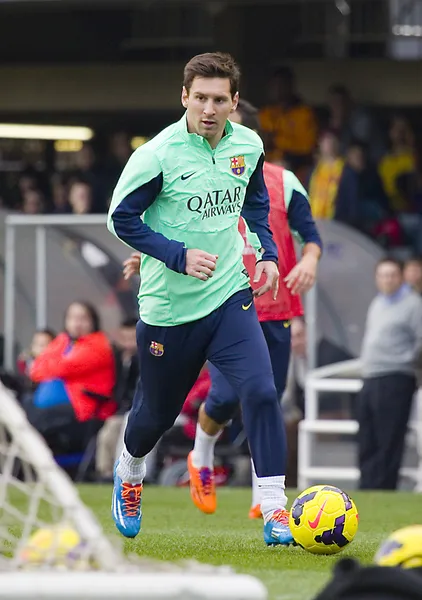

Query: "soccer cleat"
<box><xmin>264</xmin><ymin>509</ymin><xmax>294</xmax><ymax>546</ymax></box>
<box><xmin>111</xmin><ymin>462</ymin><xmax>143</xmax><ymax>538</ymax></box>
<box><xmin>249</xmin><ymin>504</ymin><xmax>263</xmax><ymax>520</ymax></box>
<box><xmin>187</xmin><ymin>451</ymin><xmax>217</xmax><ymax>514</ymax></box>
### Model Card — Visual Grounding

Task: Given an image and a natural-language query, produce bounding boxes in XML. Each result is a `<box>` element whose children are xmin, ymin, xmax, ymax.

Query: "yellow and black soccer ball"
<box><xmin>289</xmin><ymin>484</ymin><xmax>359</xmax><ymax>555</ymax></box>
<box><xmin>375</xmin><ymin>525</ymin><xmax>422</xmax><ymax>569</ymax></box>
<box><xmin>18</xmin><ymin>524</ymin><xmax>94</xmax><ymax>569</ymax></box>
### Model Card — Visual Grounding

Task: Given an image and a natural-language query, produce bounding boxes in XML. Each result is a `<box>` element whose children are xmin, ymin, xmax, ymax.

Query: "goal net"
<box><xmin>0</xmin><ymin>381</ymin><xmax>266</xmax><ymax>599</ymax></box>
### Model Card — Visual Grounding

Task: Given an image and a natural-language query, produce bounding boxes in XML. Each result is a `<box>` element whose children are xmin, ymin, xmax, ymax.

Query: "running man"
<box><xmin>108</xmin><ymin>52</ymin><xmax>294</xmax><ymax>545</ymax></box>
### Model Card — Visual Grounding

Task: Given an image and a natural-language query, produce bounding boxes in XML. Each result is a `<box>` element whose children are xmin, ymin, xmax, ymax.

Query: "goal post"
<box><xmin>0</xmin><ymin>381</ymin><xmax>267</xmax><ymax>599</ymax></box>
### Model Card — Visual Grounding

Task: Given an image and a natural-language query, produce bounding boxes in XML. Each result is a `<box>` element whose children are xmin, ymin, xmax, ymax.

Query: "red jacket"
<box><xmin>30</xmin><ymin>331</ymin><xmax>117</xmax><ymax>422</ymax></box>
<box><xmin>239</xmin><ymin>162</ymin><xmax>304</xmax><ymax>322</ymax></box>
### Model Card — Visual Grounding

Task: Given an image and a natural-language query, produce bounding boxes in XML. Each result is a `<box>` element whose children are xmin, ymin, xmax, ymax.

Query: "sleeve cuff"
<box><xmin>164</xmin><ymin>240</ymin><xmax>187</xmax><ymax>273</ymax></box>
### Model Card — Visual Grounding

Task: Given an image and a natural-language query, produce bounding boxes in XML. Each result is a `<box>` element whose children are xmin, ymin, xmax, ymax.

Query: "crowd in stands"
<box><xmin>0</xmin><ymin>131</ymin><xmax>133</xmax><ymax>216</ymax></box>
<box><xmin>1</xmin><ymin>67</ymin><xmax>422</xmax><ymax>254</ymax></box>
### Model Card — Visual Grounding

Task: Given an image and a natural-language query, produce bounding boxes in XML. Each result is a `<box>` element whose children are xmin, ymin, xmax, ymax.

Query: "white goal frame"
<box><xmin>0</xmin><ymin>382</ymin><xmax>267</xmax><ymax>599</ymax></box>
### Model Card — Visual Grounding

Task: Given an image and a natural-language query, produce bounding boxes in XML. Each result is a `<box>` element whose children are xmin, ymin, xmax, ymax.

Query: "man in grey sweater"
<box><xmin>358</xmin><ymin>257</ymin><xmax>422</xmax><ymax>490</ymax></box>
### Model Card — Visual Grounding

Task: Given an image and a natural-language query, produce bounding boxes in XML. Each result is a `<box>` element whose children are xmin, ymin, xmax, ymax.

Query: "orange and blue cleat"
<box><xmin>111</xmin><ymin>461</ymin><xmax>143</xmax><ymax>538</ymax></box>
<box><xmin>187</xmin><ymin>451</ymin><xmax>217</xmax><ymax>514</ymax></box>
<box><xmin>264</xmin><ymin>509</ymin><xmax>294</xmax><ymax>546</ymax></box>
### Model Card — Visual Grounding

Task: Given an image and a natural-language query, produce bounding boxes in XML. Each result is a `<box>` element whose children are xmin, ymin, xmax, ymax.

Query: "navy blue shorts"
<box><xmin>205</xmin><ymin>320</ymin><xmax>291</xmax><ymax>424</ymax></box>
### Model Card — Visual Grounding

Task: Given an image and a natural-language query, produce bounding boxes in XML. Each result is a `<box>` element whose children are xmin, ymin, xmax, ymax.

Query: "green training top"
<box><xmin>108</xmin><ymin>114</ymin><xmax>277</xmax><ymax>326</ymax></box>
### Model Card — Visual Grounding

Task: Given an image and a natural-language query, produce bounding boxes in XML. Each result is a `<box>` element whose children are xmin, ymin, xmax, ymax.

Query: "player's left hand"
<box><xmin>253</xmin><ymin>261</ymin><xmax>279</xmax><ymax>300</ymax></box>
<box><xmin>284</xmin><ymin>254</ymin><xmax>318</xmax><ymax>295</ymax></box>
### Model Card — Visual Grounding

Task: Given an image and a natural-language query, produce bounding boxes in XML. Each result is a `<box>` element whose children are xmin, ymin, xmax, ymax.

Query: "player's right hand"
<box><xmin>123</xmin><ymin>252</ymin><xmax>141</xmax><ymax>280</ymax></box>
<box><xmin>185</xmin><ymin>249</ymin><xmax>218</xmax><ymax>281</ymax></box>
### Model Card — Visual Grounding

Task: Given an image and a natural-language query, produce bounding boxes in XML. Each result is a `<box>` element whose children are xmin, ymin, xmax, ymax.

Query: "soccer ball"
<box><xmin>18</xmin><ymin>524</ymin><xmax>93</xmax><ymax>569</ymax></box>
<box><xmin>289</xmin><ymin>484</ymin><xmax>359</xmax><ymax>554</ymax></box>
<box><xmin>374</xmin><ymin>525</ymin><xmax>422</xmax><ymax>569</ymax></box>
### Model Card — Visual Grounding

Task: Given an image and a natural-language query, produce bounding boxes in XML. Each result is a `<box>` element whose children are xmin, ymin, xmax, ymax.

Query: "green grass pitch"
<box><xmin>78</xmin><ymin>485</ymin><xmax>419</xmax><ymax>599</ymax></box>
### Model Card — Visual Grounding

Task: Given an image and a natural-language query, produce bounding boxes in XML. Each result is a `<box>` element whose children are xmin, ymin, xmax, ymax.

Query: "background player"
<box><xmin>188</xmin><ymin>98</ymin><xmax>322</xmax><ymax>519</ymax></box>
<box><xmin>108</xmin><ymin>52</ymin><xmax>295</xmax><ymax>546</ymax></box>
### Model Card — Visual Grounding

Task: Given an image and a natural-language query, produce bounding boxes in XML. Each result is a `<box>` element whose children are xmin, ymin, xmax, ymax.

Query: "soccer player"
<box><xmin>107</xmin><ymin>52</ymin><xmax>296</xmax><ymax>545</ymax></box>
<box><xmin>188</xmin><ymin>99</ymin><xmax>321</xmax><ymax>519</ymax></box>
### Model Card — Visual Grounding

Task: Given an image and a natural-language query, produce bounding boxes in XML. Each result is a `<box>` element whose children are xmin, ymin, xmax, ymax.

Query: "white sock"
<box><xmin>257</xmin><ymin>475</ymin><xmax>287</xmax><ymax>523</ymax></box>
<box><xmin>116</xmin><ymin>443</ymin><xmax>147</xmax><ymax>483</ymax></box>
<box><xmin>251</xmin><ymin>460</ymin><xmax>260</xmax><ymax>508</ymax></box>
<box><xmin>192</xmin><ymin>423</ymin><xmax>220</xmax><ymax>469</ymax></box>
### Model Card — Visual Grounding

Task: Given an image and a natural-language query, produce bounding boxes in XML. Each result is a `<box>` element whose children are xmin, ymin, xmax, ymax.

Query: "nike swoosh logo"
<box><xmin>181</xmin><ymin>172</ymin><xmax>196</xmax><ymax>180</ymax></box>
<box><xmin>242</xmin><ymin>301</ymin><xmax>253</xmax><ymax>311</ymax></box>
<box><xmin>308</xmin><ymin>500</ymin><xmax>327</xmax><ymax>529</ymax></box>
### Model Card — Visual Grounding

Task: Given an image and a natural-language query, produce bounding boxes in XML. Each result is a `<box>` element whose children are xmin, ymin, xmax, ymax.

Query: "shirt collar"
<box><xmin>379</xmin><ymin>283</ymin><xmax>411</xmax><ymax>303</ymax></box>
<box><xmin>177</xmin><ymin>112</ymin><xmax>233</xmax><ymax>147</ymax></box>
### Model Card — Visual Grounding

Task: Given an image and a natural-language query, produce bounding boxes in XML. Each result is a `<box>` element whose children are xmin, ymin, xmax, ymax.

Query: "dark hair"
<box><xmin>183</xmin><ymin>52</ymin><xmax>240</xmax><ymax>97</ymax></box>
<box><xmin>34</xmin><ymin>328</ymin><xmax>56</xmax><ymax>339</ymax></box>
<box><xmin>376</xmin><ymin>257</ymin><xmax>403</xmax><ymax>272</ymax></box>
<box><xmin>235</xmin><ymin>99</ymin><xmax>261</xmax><ymax>132</ymax></box>
<box><xmin>69</xmin><ymin>177</ymin><xmax>92</xmax><ymax>190</ymax></box>
<box><xmin>121</xmin><ymin>317</ymin><xmax>138</xmax><ymax>329</ymax></box>
<box><xmin>64</xmin><ymin>301</ymin><xmax>100</xmax><ymax>333</ymax></box>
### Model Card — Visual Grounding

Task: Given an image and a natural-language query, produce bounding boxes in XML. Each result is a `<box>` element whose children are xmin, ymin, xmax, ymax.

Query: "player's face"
<box><xmin>375</xmin><ymin>263</ymin><xmax>403</xmax><ymax>296</ymax></box>
<box><xmin>182</xmin><ymin>77</ymin><xmax>238</xmax><ymax>148</ymax></box>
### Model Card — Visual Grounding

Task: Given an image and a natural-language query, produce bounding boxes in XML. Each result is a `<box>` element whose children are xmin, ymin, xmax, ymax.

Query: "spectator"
<box><xmin>71</xmin><ymin>142</ymin><xmax>107</xmax><ymax>212</ymax></box>
<box><xmin>105</xmin><ymin>131</ymin><xmax>133</xmax><ymax>190</ymax></box>
<box><xmin>404</xmin><ymin>258</ymin><xmax>422</xmax><ymax>295</ymax></box>
<box><xmin>17</xmin><ymin>328</ymin><xmax>56</xmax><ymax>379</ymax></box>
<box><xmin>21</xmin><ymin>189</ymin><xmax>46</xmax><ymax>214</ymax></box>
<box><xmin>396</xmin><ymin>144</ymin><xmax>422</xmax><ymax>255</ymax></box>
<box><xmin>397</xmin><ymin>142</ymin><xmax>422</xmax><ymax>214</ymax></box>
<box><xmin>379</xmin><ymin>115</ymin><xmax>416</xmax><ymax>212</ymax></box>
<box><xmin>68</xmin><ymin>180</ymin><xmax>93</xmax><ymax>215</ymax></box>
<box><xmin>28</xmin><ymin>301</ymin><xmax>116</xmax><ymax>455</ymax></box>
<box><xmin>50</xmin><ymin>173</ymin><xmax>70</xmax><ymax>214</ymax></box>
<box><xmin>259</xmin><ymin>66</ymin><xmax>317</xmax><ymax>174</ymax></box>
<box><xmin>327</xmin><ymin>84</ymin><xmax>386</xmax><ymax>163</ymax></box>
<box><xmin>17</xmin><ymin>171</ymin><xmax>41</xmax><ymax>199</ymax></box>
<box><xmin>357</xmin><ymin>258</ymin><xmax>422</xmax><ymax>490</ymax></box>
<box><xmin>335</xmin><ymin>141</ymin><xmax>389</xmax><ymax>234</ymax></box>
<box><xmin>308</xmin><ymin>130</ymin><xmax>344</xmax><ymax>219</ymax></box>
<box><xmin>96</xmin><ymin>318</ymin><xmax>139</xmax><ymax>481</ymax></box>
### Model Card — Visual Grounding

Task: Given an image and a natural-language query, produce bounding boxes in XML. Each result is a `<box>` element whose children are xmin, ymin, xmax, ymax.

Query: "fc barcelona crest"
<box><xmin>150</xmin><ymin>341</ymin><xmax>164</xmax><ymax>357</ymax></box>
<box><xmin>230</xmin><ymin>155</ymin><xmax>246</xmax><ymax>176</ymax></box>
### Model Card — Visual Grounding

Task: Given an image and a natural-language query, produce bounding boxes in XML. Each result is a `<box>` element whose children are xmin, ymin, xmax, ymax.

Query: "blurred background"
<box><xmin>1</xmin><ymin>0</ymin><xmax>422</xmax><ymax>491</ymax></box>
